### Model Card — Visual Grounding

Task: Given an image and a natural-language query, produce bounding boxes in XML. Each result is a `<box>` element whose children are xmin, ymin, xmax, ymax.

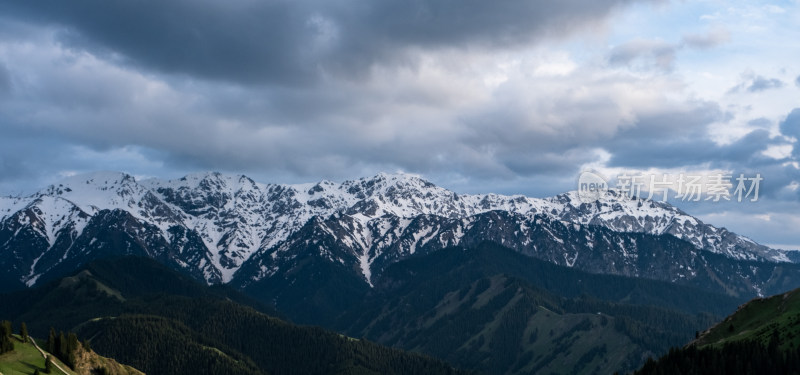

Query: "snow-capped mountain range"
<box><xmin>0</xmin><ymin>171</ymin><xmax>793</xmax><ymax>295</ymax></box>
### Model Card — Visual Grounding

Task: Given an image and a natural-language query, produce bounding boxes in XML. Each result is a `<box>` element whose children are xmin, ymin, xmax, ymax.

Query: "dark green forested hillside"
<box><xmin>635</xmin><ymin>287</ymin><xmax>800</xmax><ymax>374</ymax></box>
<box><xmin>0</xmin><ymin>243</ymin><xmax>775</xmax><ymax>375</ymax></box>
<box><xmin>79</xmin><ymin>295</ymin><xmax>469</xmax><ymax>375</ymax></box>
<box><xmin>0</xmin><ymin>257</ymin><xmax>275</xmax><ymax>335</ymax></box>
<box><xmin>0</xmin><ymin>257</ymin><xmax>469</xmax><ymax>375</ymax></box>
<box><xmin>332</xmin><ymin>243</ymin><xmax>743</xmax><ymax>374</ymax></box>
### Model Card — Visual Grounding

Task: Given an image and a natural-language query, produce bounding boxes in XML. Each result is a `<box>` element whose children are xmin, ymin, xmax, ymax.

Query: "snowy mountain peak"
<box><xmin>50</xmin><ymin>170</ymin><xmax>136</xmax><ymax>186</ymax></box>
<box><xmin>36</xmin><ymin>171</ymin><xmax>150</xmax><ymax>215</ymax></box>
<box><xmin>546</xmin><ymin>189</ymin><xmax>787</xmax><ymax>262</ymax></box>
<box><xmin>40</xmin><ymin>171</ymin><xmax>134</xmax><ymax>195</ymax></box>
<box><xmin>0</xmin><ymin>171</ymin><xmax>792</xmax><ymax>290</ymax></box>
<box><xmin>142</xmin><ymin>171</ymin><xmax>260</xmax><ymax>192</ymax></box>
<box><xmin>369</xmin><ymin>171</ymin><xmax>427</xmax><ymax>182</ymax></box>
<box><xmin>342</xmin><ymin>172</ymin><xmax>438</xmax><ymax>197</ymax></box>
<box><xmin>548</xmin><ymin>189</ymin><xmax>690</xmax><ymax>230</ymax></box>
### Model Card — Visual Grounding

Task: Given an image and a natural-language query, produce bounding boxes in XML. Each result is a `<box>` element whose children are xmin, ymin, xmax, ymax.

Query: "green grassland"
<box><xmin>0</xmin><ymin>335</ymin><xmax>76</xmax><ymax>375</ymax></box>
<box><xmin>635</xmin><ymin>287</ymin><xmax>800</xmax><ymax>374</ymax></box>
<box><xmin>695</xmin><ymin>287</ymin><xmax>800</xmax><ymax>350</ymax></box>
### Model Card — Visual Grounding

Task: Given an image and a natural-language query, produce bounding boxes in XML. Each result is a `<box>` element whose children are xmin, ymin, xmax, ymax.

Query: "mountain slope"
<box><xmin>693</xmin><ymin>287</ymin><xmax>800</xmax><ymax>349</ymax></box>
<box><xmin>333</xmin><ymin>243</ymin><xmax>737</xmax><ymax>374</ymax></box>
<box><xmin>0</xmin><ymin>171</ymin><xmax>794</xmax><ymax>300</ymax></box>
<box><xmin>0</xmin><ymin>257</ymin><xmax>469</xmax><ymax>375</ymax></box>
<box><xmin>0</xmin><ymin>256</ymin><xmax>276</xmax><ymax>332</ymax></box>
<box><xmin>234</xmin><ymin>208</ymin><xmax>800</xmax><ymax>309</ymax></box>
<box><xmin>635</xmin><ymin>287</ymin><xmax>800</xmax><ymax>374</ymax></box>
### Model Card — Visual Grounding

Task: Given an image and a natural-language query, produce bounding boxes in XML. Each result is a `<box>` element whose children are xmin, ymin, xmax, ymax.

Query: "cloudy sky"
<box><xmin>1</xmin><ymin>0</ymin><xmax>799</xmax><ymax>248</ymax></box>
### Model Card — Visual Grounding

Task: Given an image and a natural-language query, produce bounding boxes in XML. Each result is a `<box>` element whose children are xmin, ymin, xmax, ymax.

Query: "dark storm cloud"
<box><xmin>0</xmin><ymin>136</ymin><xmax>79</xmax><ymax>195</ymax></box>
<box><xmin>608</xmin><ymin>128</ymin><xmax>778</xmax><ymax>168</ymax></box>
<box><xmin>0</xmin><ymin>0</ymin><xmax>681</xmax><ymax>190</ymax></box>
<box><xmin>626</xmin><ymin>106</ymin><xmax>800</xmax><ymax>203</ymax></box>
<box><xmin>603</xmin><ymin>104</ymin><xmax>800</xmax><ymax>186</ymax></box>
<box><xmin>1</xmin><ymin>0</ymin><xmax>653</xmax><ymax>85</ymax></box>
<box><xmin>0</xmin><ymin>0</ymin><xmax>792</xmax><ymax>201</ymax></box>
<box><xmin>780</xmin><ymin>108</ymin><xmax>800</xmax><ymax>159</ymax></box>
<box><xmin>1</xmin><ymin>0</ymin><xmax>317</xmax><ymax>85</ymax></box>
<box><xmin>602</xmin><ymin>101</ymin><xmax>773</xmax><ymax>168</ymax></box>
<box><xmin>751</xmin><ymin>162</ymin><xmax>800</xmax><ymax>200</ymax></box>
<box><xmin>780</xmin><ymin>108</ymin><xmax>800</xmax><ymax>138</ymax></box>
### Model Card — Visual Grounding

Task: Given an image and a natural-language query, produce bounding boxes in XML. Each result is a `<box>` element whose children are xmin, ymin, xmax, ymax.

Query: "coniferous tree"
<box><xmin>66</xmin><ymin>332</ymin><xmax>80</xmax><ymax>368</ymax></box>
<box><xmin>0</xmin><ymin>320</ymin><xmax>14</xmax><ymax>354</ymax></box>
<box><xmin>68</xmin><ymin>332</ymin><xmax>79</xmax><ymax>351</ymax></box>
<box><xmin>45</xmin><ymin>355</ymin><xmax>54</xmax><ymax>374</ymax></box>
<box><xmin>47</xmin><ymin>327</ymin><xmax>56</xmax><ymax>354</ymax></box>
<box><xmin>20</xmin><ymin>322</ymin><xmax>28</xmax><ymax>342</ymax></box>
<box><xmin>0</xmin><ymin>320</ymin><xmax>10</xmax><ymax>338</ymax></box>
<box><xmin>57</xmin><ymin>331</ymin><xmax>66</xmax><ymax>363</ymax></box>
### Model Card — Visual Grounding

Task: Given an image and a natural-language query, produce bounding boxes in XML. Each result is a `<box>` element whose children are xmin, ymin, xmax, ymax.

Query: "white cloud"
<box><xmin>762</xmin><ymin>144</ymin><xmax>793</xmax><ymax>159</ymax></box>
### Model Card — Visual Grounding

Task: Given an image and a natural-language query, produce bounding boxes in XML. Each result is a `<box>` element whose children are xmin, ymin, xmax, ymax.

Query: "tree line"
<box><xmin>635</xmin><ymin>333</ymin><xmax>800</xmax><ymax>374</ymax></box>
